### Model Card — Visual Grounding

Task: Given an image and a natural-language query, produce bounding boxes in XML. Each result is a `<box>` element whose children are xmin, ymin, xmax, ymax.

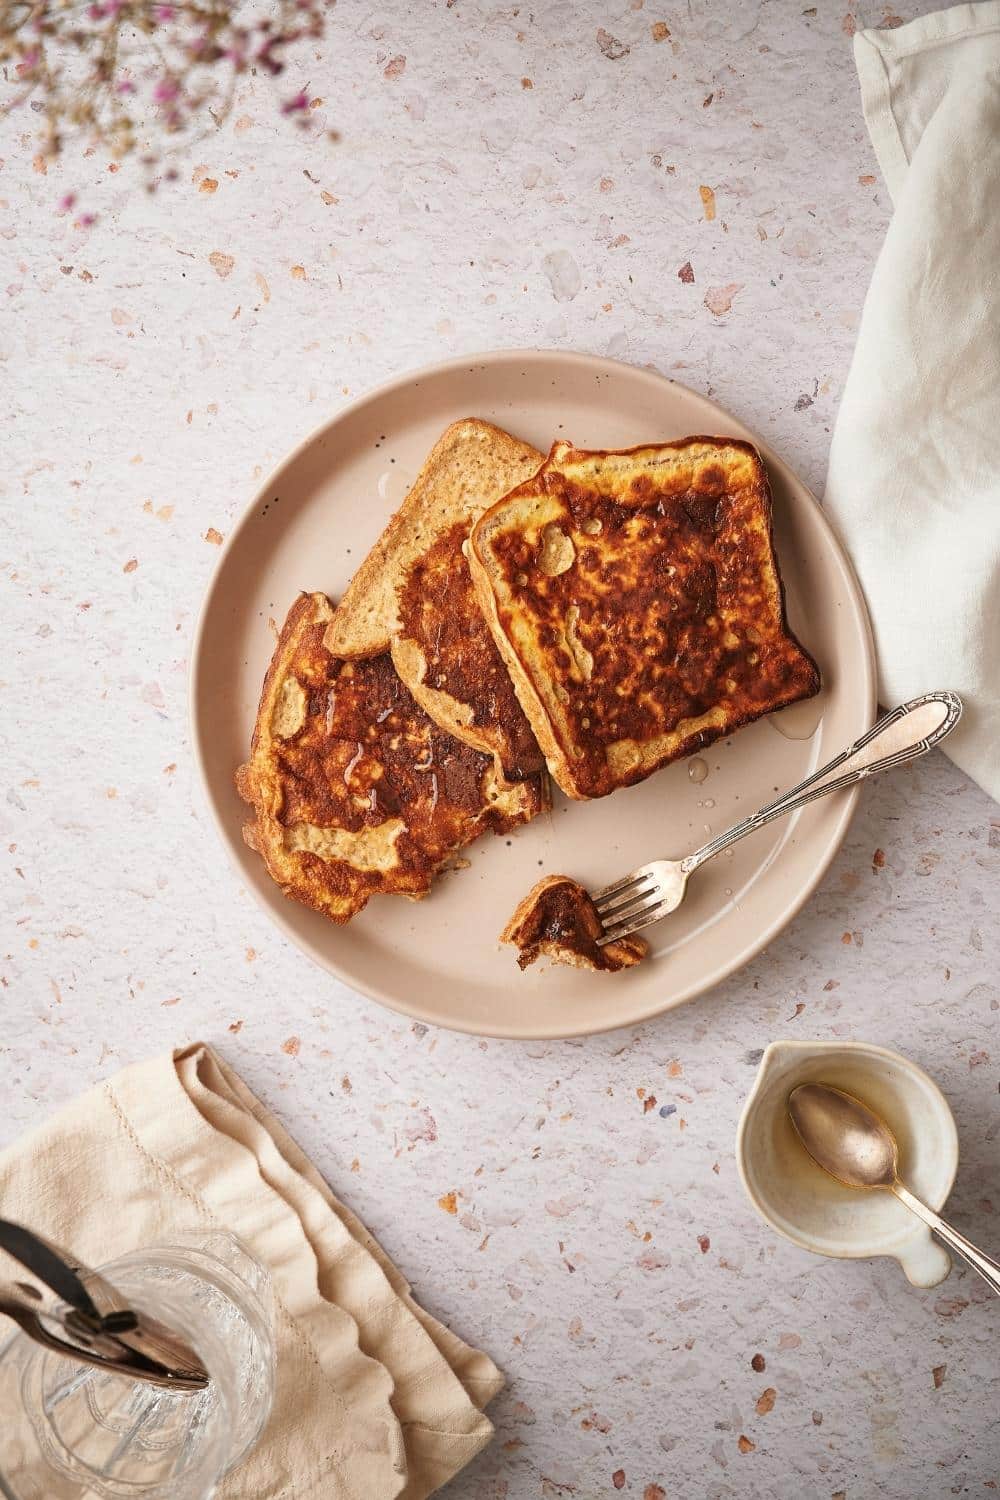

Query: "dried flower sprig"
<box><xmin>2</xmin><ymin>0</ymin><xmax>330</xmax><ymax>203</ymax></box>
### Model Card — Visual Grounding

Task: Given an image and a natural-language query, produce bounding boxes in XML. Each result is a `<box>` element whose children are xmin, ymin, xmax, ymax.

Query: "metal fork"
<box><xmin>594</xmin><ymin>690</ymin><xmax>962</xmax><ymax>946</ymax></box>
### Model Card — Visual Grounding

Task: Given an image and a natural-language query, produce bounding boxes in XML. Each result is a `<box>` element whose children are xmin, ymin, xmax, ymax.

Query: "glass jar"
<box><xmin>0</xmin><ymin>1230</ymin><xmax>275</xmax><ymax>1500</ymax></box>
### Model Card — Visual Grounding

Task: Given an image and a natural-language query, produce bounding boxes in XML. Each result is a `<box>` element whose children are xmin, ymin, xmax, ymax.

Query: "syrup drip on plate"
<box><xmin>768</xmin><ymin>697</ymin><xmax>824</xmax><ymax>741</ymax></box>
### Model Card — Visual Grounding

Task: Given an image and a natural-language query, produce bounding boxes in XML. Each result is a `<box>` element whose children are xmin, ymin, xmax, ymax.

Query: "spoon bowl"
<box><xmin>787</xmin><ymin>1082</ymin><xmax>898</xmax><ymax>1190</ymax></box>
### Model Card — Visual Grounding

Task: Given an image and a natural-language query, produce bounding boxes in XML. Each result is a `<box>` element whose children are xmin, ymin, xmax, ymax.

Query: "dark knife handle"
<box><xmin>0</xmin><ymin>1219</ymin><xmax>102</xmax><ymax>1321</ymax></box>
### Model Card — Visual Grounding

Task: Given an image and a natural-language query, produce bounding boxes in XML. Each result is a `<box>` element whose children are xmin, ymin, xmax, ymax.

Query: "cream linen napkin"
<box><xmin>825</xmin><ymin>2</ymin><xmax>1000</xmax><ymax>802</ymax></box>
<box><xmin>0</xmin><ymin>1044</ymin><xmax>503</xmax><ymax>1500</ymax></box>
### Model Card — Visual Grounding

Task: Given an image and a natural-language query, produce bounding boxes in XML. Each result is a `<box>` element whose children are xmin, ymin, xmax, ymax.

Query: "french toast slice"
<box><xmin>391</xmin><ymin>519</ymin><xmax>545</xmax><ymax>781</ymax></box>
<box><xmin>323</xmin><ymin>419</ymin><xmax>546</xmax><ymax>779</ymax></box>
<box><xmin>469</xmin><ymin>438</ymin><xmax>820</xmax><ymax>800</ymax></box>
<box><xmin>501</xmin><ymin>875</ymin><xmax>648</xmax><ymax>972</ymax></box>
<box><xmin>237</xmin><ymin>592</ymin><xmax>545</xmax><ymax>924</ymax></box>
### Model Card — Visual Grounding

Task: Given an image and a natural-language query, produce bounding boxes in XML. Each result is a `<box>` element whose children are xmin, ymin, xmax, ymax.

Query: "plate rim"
<box><xmin>189</xmin><ymin>348</ymin><xmax>877</xmax><ymax>1039</ymax></box>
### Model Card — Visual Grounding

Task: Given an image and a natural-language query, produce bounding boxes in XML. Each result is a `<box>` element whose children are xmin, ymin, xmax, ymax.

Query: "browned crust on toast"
<box><xmin>391</xmin><ymin>519</ymin><xmax>545</xmax><ymax>779</ymax></box>
<box><xmin>237</xmin><ymin>591</ymin><xmax>546</xmax><ymax>924</ymax></box>
<box><xmin>323</xmin><ymin>418</ymin><xmax>545</xmax><ymax>659</ymax></box>
<box><xmin>469</xmin><ymin>437</ymin><xmax>820</xmax><ymax>799</ymax></box>
<box><xmin>323</xmin><ymin>416</ymin><xmax>547</xmax><ymax>779</ymax></box>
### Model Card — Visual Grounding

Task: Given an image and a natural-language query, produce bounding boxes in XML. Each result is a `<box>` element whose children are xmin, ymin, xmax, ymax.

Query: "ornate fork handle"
<box><xmin>683</xmin><ymin>691</ymin><xmax>962</xmax><ymax>875</ymax></box>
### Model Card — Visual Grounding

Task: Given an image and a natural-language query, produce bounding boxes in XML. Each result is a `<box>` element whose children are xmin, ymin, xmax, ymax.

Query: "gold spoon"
<box><xmin>788</xmin><ymin>1082</ymin><xmax>1000</xmax><ymax>1295</ymax></box>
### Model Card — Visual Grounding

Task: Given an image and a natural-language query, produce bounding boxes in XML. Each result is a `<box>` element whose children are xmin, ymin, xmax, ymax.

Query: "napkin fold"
<box><xmin>0</xmin><ymin>1044</ymin><xmax>502</xmax><ymax>1500</ymax></box>
<box><xmin>825</xmin><ymin>2</ymin><xmax>1000</xmax><ymax>803</ymax></box>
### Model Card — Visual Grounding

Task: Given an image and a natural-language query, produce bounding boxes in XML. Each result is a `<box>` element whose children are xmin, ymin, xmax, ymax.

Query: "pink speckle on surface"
<box><xmin>704</xmin><ymin>283</ymin><xmax>744</xmax><ymax>316</ymax></box>
<box><xmin>544</xmin><ymin>1196</ymin><xmax>580</xmax><ymax>1218</ymax></box>
<box><xmin>581</xmin><ymin>1411</ymin><xmax>612</xmax><ymax>1433</ymax></box>
<box><xmin>404</xmin><ymin>1107</ymin><xmax>438</xmax><ymax>1145</ymax></box>
<box><xmin>597</xmin><ymin>28</ymin><xmax>630</xmax><ymax>60</ymax></box>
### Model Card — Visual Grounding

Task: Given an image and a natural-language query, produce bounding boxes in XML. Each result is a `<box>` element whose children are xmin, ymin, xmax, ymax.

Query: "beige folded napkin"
<box><xmin>0</xmin><ymin>1044</ymin><xmax>502</xmax><ymax>1500</ymax></box>
<box><xmin>826</xmin><ymin>2</ymin><xmax>1000</xmax><ymax>802</ymax></box>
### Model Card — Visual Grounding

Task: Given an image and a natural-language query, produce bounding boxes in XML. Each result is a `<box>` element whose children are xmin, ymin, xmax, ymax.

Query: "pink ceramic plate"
<box><xmin>191</xmin><ymin>351</ymin><xmax>875</xmax><ymax>1039</ymax></box>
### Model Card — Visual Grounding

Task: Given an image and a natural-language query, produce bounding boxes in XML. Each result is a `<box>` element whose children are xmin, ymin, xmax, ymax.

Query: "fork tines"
<box><xmin>592</xmin><ymin>865</ymin><xmax>663</xmax><ymax>945</ymax></box>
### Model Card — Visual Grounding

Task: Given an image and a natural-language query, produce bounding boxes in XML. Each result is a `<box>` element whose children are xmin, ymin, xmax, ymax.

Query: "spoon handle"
<box><xmin>893</xmin><ymin>1183</ymin><xmax>1000</xmax><ymax>1296</ymax></box>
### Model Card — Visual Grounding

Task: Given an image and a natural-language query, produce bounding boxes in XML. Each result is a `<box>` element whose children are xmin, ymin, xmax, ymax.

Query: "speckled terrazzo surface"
<box><xmin>3</xmin><ymin>2</ymin><xmax>1000</xmax><ymax>1496</ymax></box>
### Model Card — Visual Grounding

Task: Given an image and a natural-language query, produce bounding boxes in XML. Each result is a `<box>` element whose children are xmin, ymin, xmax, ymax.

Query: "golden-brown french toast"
<box><xmin>501</xmin><ymin>874</ymin><xmax>648</xmax><ymax>971</ymax></box>
<box><xmin>469</xmin><ymin>438</ymin><xmax>820</xmax><ymax>799</ymax></box>
<box><xmin>391</xmin><ymin>520</ymin><xmax>545</xmax><ymax>780</ymax></box>
<box><xmin>237</xmin><ymin>592</ymin><xmax>546</xmax><ymax>924</ymax></box>
<box><xmin>323</xmin><ymin>418</ymin><xmax>546</xmax><ymax>779</ymax></box>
